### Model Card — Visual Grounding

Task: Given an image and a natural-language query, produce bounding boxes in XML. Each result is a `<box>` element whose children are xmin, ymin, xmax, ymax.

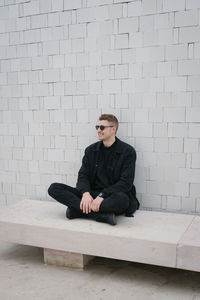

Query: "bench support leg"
<box><xmin>43</xmin><ymin>248</ymin><xmax>94</xmax><ymax>269</ymax></box>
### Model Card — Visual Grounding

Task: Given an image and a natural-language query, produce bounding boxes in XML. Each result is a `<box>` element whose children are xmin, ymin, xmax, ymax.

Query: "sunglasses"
<box><xmin>95</xmin><ymin>125</ymin><xmax>113</xmax><ymax>131</ymax></box>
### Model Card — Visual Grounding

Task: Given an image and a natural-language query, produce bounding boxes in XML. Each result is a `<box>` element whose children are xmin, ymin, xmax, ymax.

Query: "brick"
<box><xmin>179</xmin><ymin>168</ymin><xmax>200</xmax><ymax>183</ymax></box>
<box><xmin>71</xmin><ymin>38</ymin><xmax>84</xmax><ymax>53</ymax></box>
<box><xmin>155</xmin><ymin>13</ymin><xmax>169</xmax><ymax>29</ymax></box>
<box><xmin>69</xmin><ymin>24</ymin><xmax>86</xmax><ymax>38</ymax></box>
<box><xmin>102</xmin><ymin>80</ymin><xmax>121</xmax><ymax>94</ymax></box>
<box><xmin>77</xmin><ymin>7</ymin><xmax>96</xmax><ymax>23</ymax></box>
<box><xmin>129</xmin><ymin>63</ymin><xmax>142</xmax><ymax>78</ymax></box>
<box><xmin>115</xmin><ymin>94</ymin><xmax>128</xmax><ymax>108</ymax></box>
<box><xmin>103</xmin><ymin>50</ymin><xmax>121</xmax><ymax>65</ymax></box>
<box><xmin>189</xmin><ymin>124</ymin><xmax>200</xmax><ymax>138</ymax></box>
<box><xmin>115</xmin><ymin>64</ymin><xmax>128</xmax><ymax>79</ymax></box>
<box><xmin>134</xmin><ymin>108</ymin><xmax>148</xmax><ymax>122</ymax></box>
<box><xmin>72</xmin><ymin>67</ymin><xmax>84</xmax><ymax>81</ymax></box>
<box><xmin>149</xmin><ymin>108</ymin><xmax>163</xmax><ymax>122</ymax></box>
<box><xmin>43</xmin><ymin>69</ymin><xmax>59</xmax><ymax>83</ymax></box>
<box><xmin>175</xmin><ymin>10</ymin><xmax>198</xmax><ymax>27</ymax></box>
<box><xmin>184</xmin><ymin>139</ymin><xmax>199</xmax><ymax>153</ymax></box>
<box><xmin>65</xmin><ymin>54</ymin><xmax>76</xmax><ymax>67</ymax></box>
<box><xmin>191</xmin><ymin>153</ymin><xmax>200</xmax><ymax>168</ymax></box>
<box><xmin>60</xmin><ymin>122</ymin><xmax>72</xmax><ymax>135</ymax></box>
<box><xmin>52</xmin><ymin>0</ymin><xmax>63</xmax><ymax>11</ymax></box>
<box><xmin>155</xmin><ymin>138</ymin><xmax>168</xmax><ymax>152</ymax></box>
<box><xmin>171</xmin><ymin>92</ymin><xmax>192</xmax><ymax>107</ymax></box>
<box><xmin>64</xmin><ymin>0</ymin><xmax>82</xmax><ymax>10</ymax></box>
<box><xmin>187</xmin><ymin>76</ymin><xmax>200</xmax><ymax>91</ymax></box>
<box><xmin>128</xmin><ymin>1</ymin><xmax>142</xmax><ymax>17</ymax></box>
<box><xmin>59</xmin><ymin>11</ymin><xmax>72</xmax><ymax>25</ymax></box>
<box><xmin>115</xmin><ymin>34</ymin><xmax>129</xmax><ymax>49</ymax></box>
<box><xmin>89</xmin><ymin>80</ymin><xmax>101</xmax><ymax>94</ymax></box>
<box><xmin>48</xmin><ymin>12</ymin><xmax>60</xmax><ymax>27</ymax></box>
<box><xmin>41</xmin><ymin>27</ymin><xmax>64</xmax><ymax>41</ymax></box>
<box><xmin>149</xmin><ymin>167</ymin><xmax>164</xmax><ymax>181</ymax></box>
<box><xmin>119</xmin><ymin>17</ymin><xmax>138</xmax><ymax>33</ymax></box>
<box><xmin>192</xmin><ymin>92</ymin><xmax>200</xmax><ymax>106</ymax></box>
<box><xmin>165</xmin><ymin>44</ymin><xmax>187</xmax><ymax>60</ymax></box>
<box><xmin>140</xmin><ymin>15</ymin><xmax>154</xmax><ymax>31</ymax></box>
<box><xmin>186</xmin><ymin>0</ymin><xmax>200</xmax><ymax>9</ymax></box>
<box><xmin>108</xmin><ymin>4</ymin><xmax>122</xmax><ymax>18</ymax></box>
<box><xmin>122</xmin><ymin>49</ymin><xmax>136</xmax><ymax>63</ymax></box>
<box><xmin>164</xmin><ymin>108</ymin><xmax>185</xmax><ymax>122</ymax></box>
<box><xmin>179</xmin><ymin>59</ymin><xmax>200</xmax><ymax>75</ymax></box>
<box><xmin>132</xmin><ymin>123</ymin><xmax>152</xmax><ymax>137</ymax></box>
<box><xmin>129</xmin><ymin>32</ymin><xmax>143</xmax><ymax>48</ymax></box>
<box><xmin>165</xmin><ymin>77</ymin><xmax>186</xmax><ymax>92</ymax></box>
<box><xmin>190</xmin><ymin>184</ymin><xmax>200</xmax><ymax>197</ymax></box>
<box><xmin>85</xmin><ymin>67</ymin><xmax>96</xmax><ymax>80</ymax></box>
<box><xmin>158</xmin><ymin>29</ymin><xmax>173</xmax><ymax>45</ymax></box>
<box><xmin>31</xmin><ymin>56</ymin><xmax>48</xmax><ymax>70</ymax></box>
<box><xmin>136</xmin><ymin>48</ymin><xmax>150</xmax><ymax>62</ymax></box>
<box><xmin>39</xmin><ymin>0</ymin><xmax>51</xmax><ymax>13</ymax></box>
<box><xmin>64</xmin><ymin>81</ymin><xmax>77</xmax><ymax>95</ymax></box>
<box><xmin>168</xmin><ymin>124</ymin><xmax>188</xmax><ymax>138</ymax></box>
<box><xmin>157</xmin><ymin>62</ymin><xmax>172</xmax><ymax>77</ymax></box>
<box><xmin>23</xmin><ymin>1</ymin><xmax>40</xmax><ymax>16</ymax></box>
<box><xmin>163</xmin><ymin>0</ymin><xmax>185</xmax><ymax>12</ymax></box>
<box><xmin>122</xmin><ymin>79</ymin><xmax>135</xmax><ymax>93</ymax></box>
<box><xmin>186</xmin><ymin>108</ymin><xmax>200</xmax><ymax>122</ymax></box>
<box><xmin>31</xmin><ymin>14</ymin><xmax>47</xmax><ymax>29</ymax></box>
<box><xmin>77</xmin><ymin>109</ymin><xmax>89</xmax><ymax>122</ymax></box>
<box><xmin>169</xmin><ymin>138</ymin><xmax>183</xmax><ymax>152</ymax></box>
<box><xmin>167</xmin><ymin>196</ymin><xmax>181</xmax><ymax>211</ymax></box>
<box><xmin>180</xmin><ymin>27</ymin><xmax>200</xmax><ymax>43</ymax></box>
<box><xmin>43</xmin><ymin>40</ymin><xmax>59</xmax><ymax>55</ymax></box>
<box><xmin>23</xmin><ymin>29</ymin><xmax>40</xmax><ymax>43</ymax></box>
<box><xmin>53</xmin><ymin>82</ymin><xmax>64</xmax><ymax>96</ymax></box>
<box><xmin>32</xmin><ymin>83</ymin><xmax>49</xmax><ymax>97</ymax></box>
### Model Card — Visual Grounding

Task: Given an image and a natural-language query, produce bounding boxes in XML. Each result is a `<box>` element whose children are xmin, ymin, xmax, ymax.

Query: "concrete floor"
<box><xmin>0</xmin><ymin>242</ymin><xmax>200</xmax><ymax>300</ymax></box>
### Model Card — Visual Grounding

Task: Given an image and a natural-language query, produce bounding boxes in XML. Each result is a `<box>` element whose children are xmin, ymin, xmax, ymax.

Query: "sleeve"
<box><xmin>76</xmin><ymin>148</ymin><xmax>91</xmax><ymax>195</ymax></box>
<box><xmin>102</xmin><ymin>147</ymin><xmax>136</xmax><ymax>197</ymax></box>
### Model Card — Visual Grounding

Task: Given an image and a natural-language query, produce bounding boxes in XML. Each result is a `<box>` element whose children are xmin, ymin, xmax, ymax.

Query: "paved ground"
<box><xmin>0</xmin><ymin>241</ymin><xmax>200</xmax><ymax>300</ymax></box>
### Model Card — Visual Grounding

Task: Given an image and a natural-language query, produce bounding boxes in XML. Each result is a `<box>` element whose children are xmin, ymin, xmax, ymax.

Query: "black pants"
<box><xmin>48</xmin><ymin>183</ymin><xmax>130</xmax><ymax>215</ymax></box>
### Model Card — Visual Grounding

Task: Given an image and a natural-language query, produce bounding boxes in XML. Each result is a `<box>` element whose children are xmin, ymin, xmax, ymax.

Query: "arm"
<box><xmin>76</xmin><ymin>149</ymin><xmax>93</xmax><ymax>214</ymax></box>
<box><xmin>76</xmin><ymin>149</ymin><xmax>91</xmax><ymax>195</ymax></box>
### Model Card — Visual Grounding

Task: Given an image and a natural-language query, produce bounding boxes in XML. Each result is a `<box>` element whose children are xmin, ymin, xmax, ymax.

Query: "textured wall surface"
<box><xmin>0</xmin><ymin>0</ymin><xmax>200</xmax><ymax>213</ymax></box>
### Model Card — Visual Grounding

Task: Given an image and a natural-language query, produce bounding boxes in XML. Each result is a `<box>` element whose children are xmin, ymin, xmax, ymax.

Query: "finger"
<box><xmin>86</xmin><ymin>203</ymin><xmax>89</xmax><ymax>214</ymax></box>
<box><xmin>80</xmin><ymin>201</ymin><xmax>83</xmax><ymax>210</ymax></box>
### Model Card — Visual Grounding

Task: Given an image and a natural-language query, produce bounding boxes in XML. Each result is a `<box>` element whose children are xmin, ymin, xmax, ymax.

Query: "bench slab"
<box><xmin>0</xmin><ymin>200</ymin><xmax>199</xmax><ymax>271</ymax></box>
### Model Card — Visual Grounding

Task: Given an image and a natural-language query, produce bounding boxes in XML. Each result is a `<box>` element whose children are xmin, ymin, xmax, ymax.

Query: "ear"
<box><xmin>112</xmin><ymin>126</ymin><xmax>117</xmax><ymax>134</ymax></box>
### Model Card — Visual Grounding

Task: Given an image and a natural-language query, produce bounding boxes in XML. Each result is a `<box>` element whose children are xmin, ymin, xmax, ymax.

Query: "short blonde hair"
<box><xmin>99</xmin><ymin>114</ymin><xmax>119</xmax><ymax>131</ymax></box>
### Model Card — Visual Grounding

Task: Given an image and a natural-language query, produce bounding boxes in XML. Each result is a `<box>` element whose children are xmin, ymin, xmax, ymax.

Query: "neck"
<box><xmin>103</xmin><ymin>136</ymin><xmax>116</xmax><ymax>148</ymax></box>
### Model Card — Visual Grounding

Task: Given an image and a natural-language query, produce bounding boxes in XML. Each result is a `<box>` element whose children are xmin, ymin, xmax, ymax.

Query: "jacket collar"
<box><xmin>93</xmin><ymin>137</ymin><xmax>123</xmax><ymax>154</ymax></box>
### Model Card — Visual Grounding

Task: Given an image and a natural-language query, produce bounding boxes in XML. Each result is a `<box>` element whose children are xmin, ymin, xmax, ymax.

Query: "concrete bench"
<box><xmin>0</xmin><ymin>199</ymin><xmax>199</xmax><ymax>271</ymax></box>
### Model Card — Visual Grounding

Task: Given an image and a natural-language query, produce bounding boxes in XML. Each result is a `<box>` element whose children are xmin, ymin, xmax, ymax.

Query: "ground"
<box><xmin>0</xmin><ymin>242</ymin><xmax>200</xmax><ymax>300</ymax></box>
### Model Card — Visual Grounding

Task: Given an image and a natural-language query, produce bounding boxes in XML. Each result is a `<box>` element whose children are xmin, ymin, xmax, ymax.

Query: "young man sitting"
<box><xmin>48</xmin><ymin>114</ymin><xmax>139</xmax><ymax>225</ymax></box>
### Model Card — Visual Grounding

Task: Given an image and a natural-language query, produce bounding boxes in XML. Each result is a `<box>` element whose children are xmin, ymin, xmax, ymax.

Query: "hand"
<box><xmin>91</xmin><ymin>196</ymin><xmax>104</xmax><ymax>212</ymax></box>
<box><xmin>80</xmin><ymin>192</ymin><xmax>93</xmax><ymax>214</ymax></box>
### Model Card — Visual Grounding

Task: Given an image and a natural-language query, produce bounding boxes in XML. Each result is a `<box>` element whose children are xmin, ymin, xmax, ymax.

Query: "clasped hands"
<box><xmin>80</xmin><ymin>192</ymin><xmax>103</xmax><ymax>214</ymax></box>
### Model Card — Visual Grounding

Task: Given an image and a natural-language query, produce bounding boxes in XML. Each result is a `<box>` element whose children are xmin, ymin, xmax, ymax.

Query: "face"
<box><xmin>96</xmin><ymin>120</ymin><xmax>116</xmax><ymax>141</ymax></box>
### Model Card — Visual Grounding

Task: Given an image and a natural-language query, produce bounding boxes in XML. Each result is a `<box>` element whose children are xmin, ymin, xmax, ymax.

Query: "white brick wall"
<box><xmin>0</xmin><ymin>1</ymin><xmax>200</xmax><ymax>214</ymax></box>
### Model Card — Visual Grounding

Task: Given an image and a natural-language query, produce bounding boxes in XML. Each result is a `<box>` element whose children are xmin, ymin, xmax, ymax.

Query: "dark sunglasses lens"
<box><xmin>95</xmin><ymin>125</ymin><xmax>105</xmax><ymax>130</ymax></box>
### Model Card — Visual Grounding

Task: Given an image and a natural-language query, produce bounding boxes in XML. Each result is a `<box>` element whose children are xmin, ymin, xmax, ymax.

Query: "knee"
<box><xmin>113</xmin><ymin>192</ymin><xmax>129</xmax><ymax>207</ymax></box>
<box><xmin>48</xmin><ymin>183</ymin><xmax>59</xmax><ymax>197</ymax></box>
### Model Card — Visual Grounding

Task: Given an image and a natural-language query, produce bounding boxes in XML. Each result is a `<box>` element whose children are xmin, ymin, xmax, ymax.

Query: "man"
<box><xmin>48</xmin><ymin>114</ymin><xmax>139</xmax><ymax>225</ymax></box>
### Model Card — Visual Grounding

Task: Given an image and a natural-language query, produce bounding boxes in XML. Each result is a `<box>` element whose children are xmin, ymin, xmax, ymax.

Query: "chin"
<box><xmin>98</xmin><ymin>135</ymin><xmax>104</xmax><ymax>141</ymax></box>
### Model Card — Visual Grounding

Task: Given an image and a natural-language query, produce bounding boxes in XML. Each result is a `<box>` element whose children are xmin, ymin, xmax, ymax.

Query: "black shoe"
<box><xmin>95</xmin><ymin>212</ymin><xmax>117</xmax><ymax>226</ymax></box>
<box><xmin>66</xmin><ymin>207</ymin><xmax>83</xmax><ymax>220</ymax></box>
